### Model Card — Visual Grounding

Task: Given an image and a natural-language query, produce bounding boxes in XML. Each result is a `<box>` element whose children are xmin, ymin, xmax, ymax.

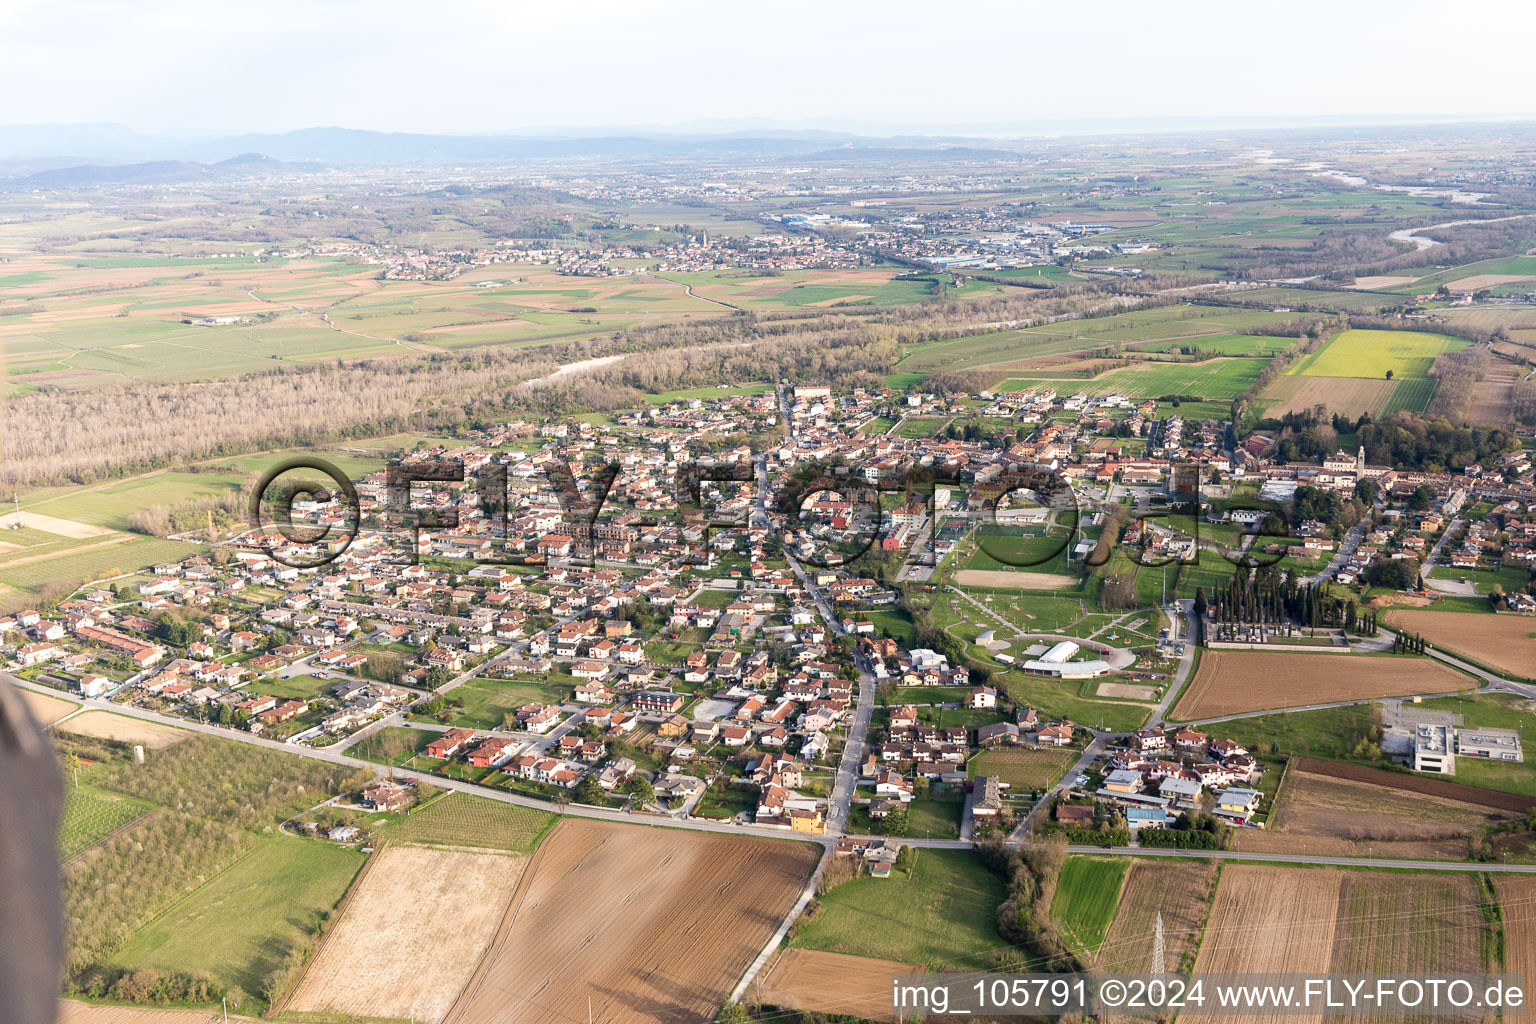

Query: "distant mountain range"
<box><xmin>2</xmin><ymin>118</ymin><xmax>1534</xmax><ymax>180</ymax></box>
<box><xmin>11</xmin><ymin>152</ymin><xmax>324</xmax><ymax>188</ymax></box>
<box><xmin>0</xmin><ymin>123</ymin><xmax>1048</xmax><ymax>175</ymax></box>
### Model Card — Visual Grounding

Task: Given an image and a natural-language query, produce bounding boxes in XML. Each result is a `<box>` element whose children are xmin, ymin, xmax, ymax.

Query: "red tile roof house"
<box><xmin>1036</xmin><ymin>724</ymin><xmax>1073</xmax><ymax>747</ymax></box>
<box><xmin>466</xmin><ymin>736</ymin><xmax>520</xmax><ymax>768</ymax></box>
<box><xmin>256</xmin><ymin>699</ymin><xmax>308</xmax><ymax>725</ymax></box>
<box><xmin>537</xmin><ymin>533</ymin><xmax>574</xmax><ymax>558</ymax></box>
<box><xmin>427</xmin><ymin>727</ymin><xmax>478</xmax><ymax>759</ymax></box>
<box><xmin>518</xmin><ymin>705</ymin><xmax>562</xmax><ymax>734</ymax></box>
<box><xmin>1055</xmin><ymin>804</ymin><xmax>1095</xmax><ymax>826</ymax></box>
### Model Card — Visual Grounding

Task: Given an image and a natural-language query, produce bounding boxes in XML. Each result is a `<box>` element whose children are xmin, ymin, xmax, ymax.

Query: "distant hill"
<box><xmin>801</xmin><ymin>145</ymin><xmax>1023</xmax><ymax>162</ymax></box>
<box><xmin>13</xmin><ymin>152</ymin><xmax>323</xmax><ymax>187</ymax></box>
<box><xmin>0</xmin><ymin>123</ymin><xmax>1039</xmax><ymax>168</ymax></box>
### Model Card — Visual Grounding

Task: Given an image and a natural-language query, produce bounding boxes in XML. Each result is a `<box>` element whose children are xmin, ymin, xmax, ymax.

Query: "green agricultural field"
<box><xmin>791</xmin><ymin>848</ymin><xmax>1015</xmax><ymax>970</ymax></box>
<box><xmin>968</xmin><ymin>747</ymin><xmax>1078</xmax><ymax>792</ymax></box>
<box><xmin>109</xmin><ymin>836</ymin><xmax>365</xmax><ymax>1008</ymax></box>
<box><xmin>1291</xmin><ymin>329</ymin><xmax>1470</xmax><ymax>380</ymax></box>
<box><xmin>999</xmin><ymin>356</ymin><xmax>1263</xmax><ymax>402</ymax></box>
<box><xmin>1381</xmin><ymin>255</ymin><xmax>1536</xmax><ymax>293</ymax></box>
<box><xmin>893</xmin><ymin>305</ymin><xmax>1305</xmax><ymax>377</ymax></box>
<box><xmin>1143</xmin><ymin>333</ymin><xmax>1299</xmax><ymax>357</ymax></box>
<box><xmin>57</xmin><ymin>786</ymin><xmax>154</xmax><ymax>858</ymax></box>
<box><xmin>383</xmin><ymin>792</ymin><xmax>556</xmax><ymax>851</ymax></box>
<box><xmin>0</xmin><ymin>537</ymin><xmax>207</xmax><ymax>604</ymax></box>
<box><xmin>1051</xmin><ymin>856</ymin><xmax>1129</xmax><ymax>957</ymax></box>
<box><xmin>1379</xmin><ymin>377</ymin><xmax>1439</xmax><ymax>414</ymax></box>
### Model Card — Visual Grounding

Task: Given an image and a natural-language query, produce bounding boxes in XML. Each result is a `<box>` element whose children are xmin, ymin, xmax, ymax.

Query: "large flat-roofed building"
<box><xmin>1020</xmin><ymin>638</ymin><xmax>1113</xmax><ymax>679</ymax></box>
<box><xmin>1457</xmin><ymin>728</ymin><xmax>1524</xmax><ymax>763</ymax></box>
<box><xmin>1413</xmin><ymin>723</ymin><xmax>1455</xmax><ymax>775</ymax></box>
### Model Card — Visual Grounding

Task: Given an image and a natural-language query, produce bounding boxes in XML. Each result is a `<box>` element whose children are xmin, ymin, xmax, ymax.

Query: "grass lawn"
<box><xmin>350</xmin><ymin>725</ymin><xmax>434</xmax><ymax>767</ymax></box>
<box><xmin>248</xmin><ymin>674</ymin><xmax>333</xmax><ymax>700</ymax></box>
<box><xmin>109</xmin><ymin>836</ymin><xmax>364</xmax><ymax>1009</ymax></box>
<box><xmin>1213</xmin><ymin>704</ymin><xmax>1378</xmax><ymax>762</ymax></box>
<box><xmin>888</xmin><ymin>685</ymin><xmax>971</xmax><ymax>705</ymax></box>
<box><xmin>1428</xmin><ymin>564</ymin><xmax>1533</xmax><ymax>596</ymax></box>
<box><xmin>864</xmin><ymin>609</ymin><xmax>918</xmax><ymax>647</ymax></box>
<box><xmin>1050</xmin><ymin>856</ymin><xmax>1129</xmax><ymax>958</ymax></box>
<box><xmin>998</xmin><ymin>675</ymin><xmax>1151</xmax><ymax>733</ymax></box>
<box><xmin>693</xmin><ymin>780</ymin><xmax>758</xmax><ymax>820</ymax></box>
<box><xmin>792</xmin><ymin>848</ymin><xmax>1013</xmax><ymax>970</ymax></box>
<box><xmin>433</xmin><ymin>677</ymin><xmax>569</xmax><ymax>729</ymax></box>
<box><xmin>907</xmin><ymin>793</ymin><xmax>964</xmax><ymax>840</ymax></box>
<box><xmin>382</xmin><ymin>792</ymin><xmax>555</xmax><ymax>851</ymax></box>
<box><xmin>950</xmin><ymin>590</ymin><xmax>1089</xmax><ymax>634</ymax></box>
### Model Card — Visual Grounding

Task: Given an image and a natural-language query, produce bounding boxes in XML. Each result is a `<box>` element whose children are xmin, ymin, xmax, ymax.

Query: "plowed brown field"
<box><xmin>1382</xmin><ymin>609</ymin><xmax>1536</xmax><ymax>680</ymax></box>
<box><xmin>1495</xmin><ymin>877</ymin><xmax>1536</xmax><ymax>989</ymax></box>
<box><xmin>1230</xmin><ymin>768</ymin><xmax>1514</xmax><ymax>861</ymax></box>
<box><xmin>286</xmin><ymin>845</ymin><xmax>527</xmax><ymax>1022</ymax></box>
<box><xmin>1096</xmin><ymin>860</ymin><xmax>1216</xmax><ymax>975</ymax></box>
<box><xmin>58</xmin><ymin>1001</ymin><xmax>258</xmax><ymax>1023</ymax></box>
<box><xmin>1172</xmin><ymin>651</ymin><xmax>1473</xmax><ymax>720</ymax></box>
<box><xmin>1191</xmin><ymin>865</ymin><xmax>1492</xmax><ymax>1023</ymax></box>
<box><xmin>753</xmin><ymin>948</ymin><xmax>918</xmax><ymax>1021</ymax></box>
<box><xmin>1329</xmin><ymin>872</ymin><xmax>1487</xmax><ymax>978</ymax></box>
<box><xmin>441</xmin><ymin>818</ymin><xmax>819</xmax><ymax>1024</ymax></box>
<box><xmin>1095</xmin><ymin>859</ymin><xmax>1217</xmax><ymax>1023</ymax></box>
<box><xmin>1191</xmin><ymin>866</ymin><xmax>1345</xmax><ymax>1024</ymax></box>
<box><xmin>1467</xmin><ymin>361</ymin><xmax>1519</xmax><ymax>425</ymax></box>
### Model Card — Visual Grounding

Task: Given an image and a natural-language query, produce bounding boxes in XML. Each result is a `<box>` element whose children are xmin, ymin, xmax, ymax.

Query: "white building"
<box><xmin>1413</xmin><ymin>723</ymin><xmax>1455</xmax><ymax>774</ymax></box>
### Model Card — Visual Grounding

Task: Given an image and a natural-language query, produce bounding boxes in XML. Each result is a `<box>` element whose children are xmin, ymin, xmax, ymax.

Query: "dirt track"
<box><xmin>441</xmin><ymin>818</ymin><xmax>818</xmax><ymax>1024</ymax></box>
<box><xmin>953</xmin><ymin>569</ymin><xmax>1077</xmax><ymax>590</ymax></box>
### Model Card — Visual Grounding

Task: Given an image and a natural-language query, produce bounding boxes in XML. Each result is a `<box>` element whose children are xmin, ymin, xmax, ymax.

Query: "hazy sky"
<box><xmin>5</xmin><ymin>0</ymin><xmax>1533</xmax><ymax>136</ymax></box>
